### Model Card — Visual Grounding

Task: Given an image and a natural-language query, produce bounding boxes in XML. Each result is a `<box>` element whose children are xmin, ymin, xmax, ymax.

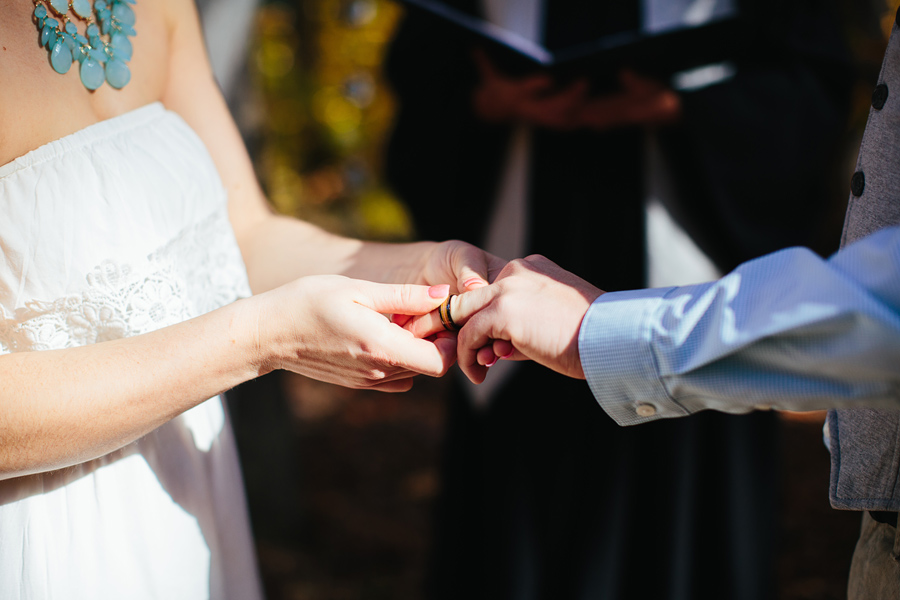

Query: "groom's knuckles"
<box><xmin>451</xmin><ymin>286</ymin><xmax>495</xmax><ymax>326</ymax></box>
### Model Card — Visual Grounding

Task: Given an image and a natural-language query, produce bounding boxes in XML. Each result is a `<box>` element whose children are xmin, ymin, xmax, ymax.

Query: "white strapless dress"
<box><xmin>0</xmin><ymin>103</ymin><xmax>264</xmax><ymax>600</ymax></box>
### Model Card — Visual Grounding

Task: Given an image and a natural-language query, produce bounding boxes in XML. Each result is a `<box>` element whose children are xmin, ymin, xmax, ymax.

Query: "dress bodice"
<box><xmin>0</xmin><ymin>102</ymin><xmax>251</xmax><ymax>351</ymax></box>
<box><xmin>0</xmin><ymin>103</ymin><xmax>262</xmax><ymax>600</ymax></box>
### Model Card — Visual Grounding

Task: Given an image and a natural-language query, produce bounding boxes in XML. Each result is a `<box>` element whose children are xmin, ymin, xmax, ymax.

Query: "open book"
<box><xmin>397</xmin><ymin>0</ymin><xmax>747</xmax><ymax>83</ymax></box>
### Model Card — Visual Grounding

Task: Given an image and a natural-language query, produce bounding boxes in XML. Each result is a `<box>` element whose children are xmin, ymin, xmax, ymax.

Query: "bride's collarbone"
<box><xmin>0</xmin><ymin>1</ymin><xmax>170</xmax><ymax>167</ymax></box>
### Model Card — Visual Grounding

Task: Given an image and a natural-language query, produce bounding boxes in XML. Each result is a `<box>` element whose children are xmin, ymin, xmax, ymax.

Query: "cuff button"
<box><xmin>636</xmin><ymin>404</ymin><xmax>657</xmax><ymax>418</ymax></box>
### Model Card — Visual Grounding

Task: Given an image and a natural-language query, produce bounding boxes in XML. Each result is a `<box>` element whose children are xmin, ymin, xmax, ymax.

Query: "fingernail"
<box><xmin>428</xmin><ymin>284</ymin><xmax>450</xmax><ymax>298</ymax></box>
<box><xmin>463</xmin><ymin>277</ymin><xmax>486</xmax><ymax>289</ymax></box>
<box><xmin>486</xmin><ymin>357</ymin><xmax>498</xmax><ymax>367</ymax></box>
<box><xmin>500</xmin><ymin>350</ymin><xmax>514</xmax><ymax>359</ymax></box>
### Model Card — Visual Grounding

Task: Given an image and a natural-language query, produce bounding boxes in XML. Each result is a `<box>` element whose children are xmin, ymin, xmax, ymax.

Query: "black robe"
<box><xmin>384</xmin><ymin>1</ymin><xmax>852</xmax><ymax>598</ymax></box>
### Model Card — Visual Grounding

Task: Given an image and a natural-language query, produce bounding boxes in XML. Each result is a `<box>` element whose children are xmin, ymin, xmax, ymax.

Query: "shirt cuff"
<box><xmin>579</xmin><ymin>288</ymin><xmax>691</xmax><ymax>426</ymax></box>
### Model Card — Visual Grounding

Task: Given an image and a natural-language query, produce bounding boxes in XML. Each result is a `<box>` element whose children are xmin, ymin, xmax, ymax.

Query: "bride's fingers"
<box><xmin>350</xmin><ymin>312</ymin><xmax>458</xmax><ymax>379</ymax></box>
<box><xmin>402</xmin><ymin>309</ymin><xmax>445</xmax><ymax>339</ymax></box>
<box><xmin>390</xmin><ymin>313</ymin><xmax>414</xmax><ymax>328</ymax></box>
<box><xmin>357</xmin><ymin>281</ymin><xmax>450</xmax><ymax>317</ymax></box>
<box><xmin>367</xmin><ymin>378</ymin><xmax>415</xmax><ymax>393</ymax></box>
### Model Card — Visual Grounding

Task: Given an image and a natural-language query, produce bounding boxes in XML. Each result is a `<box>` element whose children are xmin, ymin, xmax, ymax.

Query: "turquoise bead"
<box><xmin>111</xmin><ymin>3</ymin><xmax>135</xmax><ymax>27</ymax></box>
<box><xmin>105</xmin><ymin>58</ymin><xmax>130</xmax><ymax>89</ymax></box>
<box><xmin>48</xmin><ymin>0</ymin><xmax>68</xmax><ymax>15</ymax></box>
<box><xmin>72</xmin><ymin>0</ymin><xmax>92</xmax><ymax>19</ymax></box>
<box><xmin>62</xmin><ymin>34</ymin><xmax>78</xmax><ymax>60</ymax></box>
<box><xmin>109</xmin><ymin>33</ymin><xmax>132</xmax><ymax>60</ymax></box>
<box><xmin>80</xmin><ymin>58</ymin><xmax>104</xmax><ymax>90</ymax></box>
<box><xmin>34</xmin><ymin>0</ymin><xmax>137</xmax><ymax>91</ymax></box>
<box><xmin>50</xmin><ymin>40</ymin><xmax>73</xmax><ymax>74</ymax></box>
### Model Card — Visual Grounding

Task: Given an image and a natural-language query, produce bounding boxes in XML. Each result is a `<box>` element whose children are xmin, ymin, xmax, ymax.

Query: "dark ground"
<box><xmin>232</xmin><ymin>373</ymin><xmax>863</xmax><ymax>600</ymax></box>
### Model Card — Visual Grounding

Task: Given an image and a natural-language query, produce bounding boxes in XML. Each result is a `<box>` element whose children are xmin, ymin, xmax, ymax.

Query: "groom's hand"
<box><xmin>406</xmin><ymin>255</ymin><xmax>604</xmax><ymax>383</ymax></box>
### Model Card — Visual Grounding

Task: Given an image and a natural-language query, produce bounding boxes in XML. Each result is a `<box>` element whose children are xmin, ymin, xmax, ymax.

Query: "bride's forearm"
<box><xmin>0</xmin><ymin>298</ymin><xmax>264</xmax><ymax>481</ymax></box>
<box><xmin>236</xmin><ymin>213</ymin><xmax>435</xmax><ymax>293</ymax></box>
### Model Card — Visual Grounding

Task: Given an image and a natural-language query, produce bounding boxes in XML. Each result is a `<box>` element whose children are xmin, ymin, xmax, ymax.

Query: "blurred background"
<box><xmin>201</xmin><ymin>1</ymin><xmax>900</xmax><ymax>598</ymax></box>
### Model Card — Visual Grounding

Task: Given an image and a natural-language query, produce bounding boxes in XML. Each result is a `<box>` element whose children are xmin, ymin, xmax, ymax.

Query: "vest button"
<box><xmin>873</xmin><ymin>83</ymin><xmax>889</xmax><ymax>110</ymax></box>
<box><xmin>851</xmin><ymin>171</ymin><xmax>866</xmax><ymax>197</ymax></box>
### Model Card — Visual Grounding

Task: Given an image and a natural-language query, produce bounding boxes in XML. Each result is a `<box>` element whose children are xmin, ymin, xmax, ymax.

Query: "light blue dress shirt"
<box><xmin>579</xmin><ymin>225</ymin><xmax>900</xmax><ymax>427</ymax></box>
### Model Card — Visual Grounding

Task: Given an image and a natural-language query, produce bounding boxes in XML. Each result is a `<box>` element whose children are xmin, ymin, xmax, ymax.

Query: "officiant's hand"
<box><xmin>405</xmin><ymin>255</ymin><xmax>604</xmax><ymax>383</ymax></box>
<box><xmin>578</xmin><ymin>69</ymin><xmax>681</xmax><ymax>130</ymax></box>
<box><xmin>472</xmin><ymin>49</ymin><xmax>681</xmax><ymax>131</ymax></box>
<box><xmin>256</xmin><ymin>276</ymin><xmax>458</xmax><ymax>392</ymax></box>
<box><xmin>472</xmin><ymin>48</ymin><xmax>590</xmax><ymax>130</ymax></box>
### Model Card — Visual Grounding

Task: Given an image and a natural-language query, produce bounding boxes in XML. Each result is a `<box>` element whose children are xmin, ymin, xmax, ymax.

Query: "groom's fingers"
<box><xmin>492</xmin><ymin>340</ymin><xmax>514</xmax><ymax>359</ymax></box>
<box><xmin>456</xmin><ymin>309</ymin><xmax>496</xmax><ymax>383</ymax></box>
<box><xmin>476</xmin><ymin>346</ymin><xmax>498</xmax><ymax>367</ymax></box>
<box><xmin>403</xmin><ymin>286</ymin><xmax>498</xmax><ymax>339</ymax></box>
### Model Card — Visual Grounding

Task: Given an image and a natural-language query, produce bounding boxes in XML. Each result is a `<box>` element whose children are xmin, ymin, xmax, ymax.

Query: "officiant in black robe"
<box><xmin>384</xmin><ymin>1</ymin><xmax>853</xmax><ymax>598</ymax></box>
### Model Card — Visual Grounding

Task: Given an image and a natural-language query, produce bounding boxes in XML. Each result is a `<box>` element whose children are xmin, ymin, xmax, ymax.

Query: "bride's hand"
<box><xmin>418</xmin><ymin>240</ymin><xmax>507</xmax><ymax>293</ymax></box>
<box><xmin>255</xmin><ymin>275</ymin><xmax>458</xmax><ymax>392</ymax></box>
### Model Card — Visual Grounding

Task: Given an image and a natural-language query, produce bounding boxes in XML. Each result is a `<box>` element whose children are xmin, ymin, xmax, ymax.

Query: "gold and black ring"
<box><xmin>439</xmin><ymin>294</ymin><xmax>459</xmax><ymax>332</ymax></box>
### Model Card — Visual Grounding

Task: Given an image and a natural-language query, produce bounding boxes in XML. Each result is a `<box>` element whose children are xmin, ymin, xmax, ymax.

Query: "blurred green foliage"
<box><xmin>250</xmin><ymin>0</ymin><xmax>413</xmax><ymax>241</ymax></box>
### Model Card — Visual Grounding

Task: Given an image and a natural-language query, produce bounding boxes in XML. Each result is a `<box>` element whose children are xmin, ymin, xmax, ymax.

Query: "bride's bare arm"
<box><xmin>0</xmin><ymin>299</ymin><xmax>259</xmax><ymax>480</ymax></box>
<box><xmin>159</xmin><ymin>0</ymin><xmax>502</xmax><ymax>294</ymax></box>
<box><xmin>0</xmin><ymin>277</ymin><xmax>457</xmax><ymax>481</ymax></box>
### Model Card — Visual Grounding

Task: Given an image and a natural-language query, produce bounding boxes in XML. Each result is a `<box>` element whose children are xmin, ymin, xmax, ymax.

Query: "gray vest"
<box><xmin>828</xmin><ymin>13</ymin><xmax>900</xmax><ymax>511</ymax></box>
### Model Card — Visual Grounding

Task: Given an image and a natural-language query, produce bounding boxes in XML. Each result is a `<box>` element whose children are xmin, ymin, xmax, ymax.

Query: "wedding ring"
<box><xmin>439</xmin><ymin>294</ymin><xmax>459</xmax><ymax>332</ymax></box>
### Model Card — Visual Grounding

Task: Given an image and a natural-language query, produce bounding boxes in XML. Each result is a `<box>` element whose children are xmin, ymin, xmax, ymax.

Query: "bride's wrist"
<box><xmin>235</xmin><ymin>293</ymin><xmax>280</xmax><ymax>377</ymax></box>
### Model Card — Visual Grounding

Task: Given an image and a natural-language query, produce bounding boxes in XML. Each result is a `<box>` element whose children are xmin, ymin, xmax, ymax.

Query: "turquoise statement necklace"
<box><xmin>32</xmin><ymin>0</ymin><xmax>136</xmax><ymax>90</ymax></box>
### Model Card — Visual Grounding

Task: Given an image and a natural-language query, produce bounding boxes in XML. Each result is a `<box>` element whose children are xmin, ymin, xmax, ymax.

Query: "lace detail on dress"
<box><xmin>0</xmin><ymin>209</ymin><xmax>250</xmax><ymax>353</ymax></box>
